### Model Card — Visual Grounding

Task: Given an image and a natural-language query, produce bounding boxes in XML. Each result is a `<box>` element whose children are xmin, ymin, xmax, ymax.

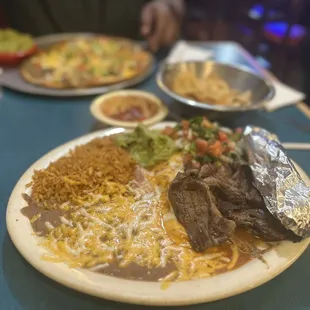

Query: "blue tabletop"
<box><xmin>1</xmin><ymin>66</ymin><xmax>310</xmax><ymax>310</ymax></box>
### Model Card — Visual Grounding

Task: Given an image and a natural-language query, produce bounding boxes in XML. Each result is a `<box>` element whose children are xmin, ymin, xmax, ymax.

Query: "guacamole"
<box><xmin>115</xmin><ymin>125</ymin><xmax>176</xmax><ymax>167</ymax></box>
<box><xmin>0</xmin><ymin>29</ymin><xmax>34</xmax><ymax>53</ymax></box>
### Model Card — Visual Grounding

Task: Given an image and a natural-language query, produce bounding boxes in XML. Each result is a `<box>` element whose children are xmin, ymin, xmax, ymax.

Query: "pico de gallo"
<box><xmin>162</xmin><ymin>116</ymin><xmax>243</xmax><ymax>169</ymax></box>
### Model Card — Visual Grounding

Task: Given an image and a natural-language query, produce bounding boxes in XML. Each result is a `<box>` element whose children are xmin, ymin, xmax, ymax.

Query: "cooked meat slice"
<box><xmin>199</xmin><ymin>163</ymin><xmax>247</xmax><ymax>205</ymax></box>
<box><xmin>203</xmin><ymin>176</ymin><xmax>246</xmax><ymax>206</ymax></box>
<box><xmin>168</xmin><ymin>171</ymin><xmax>236</xmax><ymax>252</ymax></box>
<box><xmin>199</xmin><ymin>162</ymin><xmax>298</xmax><ymax>242</ymax></box>
<box><xmin>218</xmin><ymin>201</ymin><xmax>300</xmax><ymax>241</ymax></box>
<box><xmin>200</xmin><ymin>162</ymin><xmax>276</xmax><ymax>213</ymax></box>
<box><xmin>199</xmin><ymin>162</ymin><xmax>233</xmax><ymax>180</ymax></box>
<box><xmin>176</xmin><ymin>161</ymin><xmax>298</xmax><ymax>244</ymax></box>
<box><xmin>198</xmin><ymin>163</ymin><xmax>219</xmax><ymax>178</ymax></box>
<box><xmin>230</xmin><ymin>164</ymin><xmax>265</xmax><ymax>208</ymax></box>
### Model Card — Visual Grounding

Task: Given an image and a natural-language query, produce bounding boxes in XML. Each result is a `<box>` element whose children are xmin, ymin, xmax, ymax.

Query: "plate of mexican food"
<box><xmin>6</xmin><ymin>118</ymin><xmax>310</xmax><ymax>305</ymax></box>
<box><xmin>1</xmin><ymin>33</ymin><xmax>154</xmax><ymax>96</ymax></box>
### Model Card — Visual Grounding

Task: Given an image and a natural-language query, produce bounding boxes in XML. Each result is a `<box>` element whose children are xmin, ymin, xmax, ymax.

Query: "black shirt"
<box><xmin>3</xmin><ymin>0</ymin><xmax>149</xmax><ymax>38</ymax></box>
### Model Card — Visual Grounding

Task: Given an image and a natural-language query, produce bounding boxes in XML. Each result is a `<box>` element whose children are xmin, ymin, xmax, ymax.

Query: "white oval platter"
<box><xmin>6</xmin><ymin>122</ymin><xmax>309</xmax><ymax>306</ymax></box>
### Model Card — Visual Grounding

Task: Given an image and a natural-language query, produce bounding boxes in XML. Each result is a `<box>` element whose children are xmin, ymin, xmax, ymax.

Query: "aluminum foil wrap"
<box><xmin>243</xmin><ymin>126</ymin><xmax>310</xmax><ymax>238</ymax></box>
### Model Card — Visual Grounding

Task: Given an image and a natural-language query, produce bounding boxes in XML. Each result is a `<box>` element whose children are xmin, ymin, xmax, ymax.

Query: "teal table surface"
<box><xmin>1</xmin><ymin>70</ymin><xmax>310</xmax><ymax>310</ymax></box>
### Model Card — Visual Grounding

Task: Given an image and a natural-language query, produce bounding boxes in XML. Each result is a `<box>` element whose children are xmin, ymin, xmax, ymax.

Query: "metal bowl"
<box><xmin>156</xmin><ymin>61</ymin><xmax>275</xmax><ymax>112</ymax></box>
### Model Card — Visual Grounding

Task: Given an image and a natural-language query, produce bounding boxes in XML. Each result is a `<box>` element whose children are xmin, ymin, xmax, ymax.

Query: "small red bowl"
<box><xmin>0</xmin><ymin>44</ymin><xmax>37</xmax><ymax>66</ymax></box>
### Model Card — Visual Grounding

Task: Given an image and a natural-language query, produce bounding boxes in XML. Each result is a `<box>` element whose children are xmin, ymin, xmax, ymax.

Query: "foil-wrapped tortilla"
<box><xmin>243</xmin><ymin>126</ymin><xmax>310</xmax><ymax>238</ymax></box>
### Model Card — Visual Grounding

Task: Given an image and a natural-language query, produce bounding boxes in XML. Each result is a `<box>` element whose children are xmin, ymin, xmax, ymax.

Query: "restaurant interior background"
<box><xmin>2</xmin><ymin>1</ymin><xmax>310</xmax><ymax>309</ymax></box>
<box><xmin>182</xmin><ymin>0</ymin><xmax>308</xmax><ymax>91</ymax></box>
<box><xmin>1</xmin><ymin>0</ymin><xmax>308</xmax><ymax>91</ymax></box>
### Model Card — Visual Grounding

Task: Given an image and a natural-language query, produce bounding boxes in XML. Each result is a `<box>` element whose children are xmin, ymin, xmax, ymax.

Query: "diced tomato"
<box><xmin>235</xmin><ymin>127</ymin><xmax>243</xmax><ymax>134</ymax></box>
<box><xmin>195</xmin><ymin>138</ymin><xmax>209</xmax><ymax>155</ymax></box>
<box><xmin>218</xmin><ymin>131</ymin><xmax>228</xmax><ymax>142</ymax></box>
<box><xmin>163</xmin><ymin>126</ymin><xmax>175</xmax><ymax>137</ymax></box>
<box><xmin>207</xmin><ymin>140</ymin><xmax>223</xmax><ymax>157</ymax></box>
<box><xmin>181</xmin><ymin>120</ymin><xmax>190</xmax><ymax>130</ymax></box>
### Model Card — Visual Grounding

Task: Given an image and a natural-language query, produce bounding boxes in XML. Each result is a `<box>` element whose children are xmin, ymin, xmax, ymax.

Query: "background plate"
<box><xmin>0</xmin><ymin>33</ymin><xmax>155</xmax><ymax>97</ymax></box>
<box><xmin>6</xmin><ymin>122</ymin><xmax>310</xmax><ymax>306</ymax></box>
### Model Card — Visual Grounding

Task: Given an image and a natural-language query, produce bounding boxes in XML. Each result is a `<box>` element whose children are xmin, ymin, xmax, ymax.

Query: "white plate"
<box><xmin>6</xmin><ymin>122</ymin><xmax>310</xmax><ymax>306</ymax></box>
<box><xmin>0</xmin><ymin>33</ymin><xmax>155</xmax><ymax>97</ymax></box>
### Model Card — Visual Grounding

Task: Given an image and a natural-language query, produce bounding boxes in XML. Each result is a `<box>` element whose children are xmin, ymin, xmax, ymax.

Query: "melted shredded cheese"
<box><xmin>39</xmin><ymin>154</ymin><xmax>240</xmax><ymax>283</ymax></box>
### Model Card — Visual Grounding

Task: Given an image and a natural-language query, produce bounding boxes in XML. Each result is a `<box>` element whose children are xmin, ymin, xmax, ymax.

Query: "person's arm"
<box><xmin>140</xmin><ymin>0</ymin><xmax>185</xmax><ymax>51</ymax></box>
<box><xmin>164</xmin><ymin>0</ymin><xmax>185</xmax><ymax>23</ymax></box>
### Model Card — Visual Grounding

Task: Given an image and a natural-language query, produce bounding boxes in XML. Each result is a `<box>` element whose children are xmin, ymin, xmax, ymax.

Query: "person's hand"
<box><xmin>140</xmin><ymin>0</ymin><xmax>185</xmax><ymax>52</ymax></box>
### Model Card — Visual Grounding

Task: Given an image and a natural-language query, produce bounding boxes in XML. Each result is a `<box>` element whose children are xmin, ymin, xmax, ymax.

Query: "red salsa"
<box><xmin>101</xmin><ymin>95</ymin><xmax>159</xmax><ymax>122</ymax></box>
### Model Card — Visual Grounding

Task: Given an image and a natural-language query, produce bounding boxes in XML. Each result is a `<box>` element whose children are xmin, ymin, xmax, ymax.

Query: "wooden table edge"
<box><xmin>297</xmin><ymin>102</ymin><xmax>310</xmax><ymax>119</ymax></box>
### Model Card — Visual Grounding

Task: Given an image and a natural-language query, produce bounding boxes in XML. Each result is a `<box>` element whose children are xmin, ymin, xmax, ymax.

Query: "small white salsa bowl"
<box><xmin>90</xmin><ymin>90</ymin><xmax>168</xmax><ymax>128</ymax></box>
